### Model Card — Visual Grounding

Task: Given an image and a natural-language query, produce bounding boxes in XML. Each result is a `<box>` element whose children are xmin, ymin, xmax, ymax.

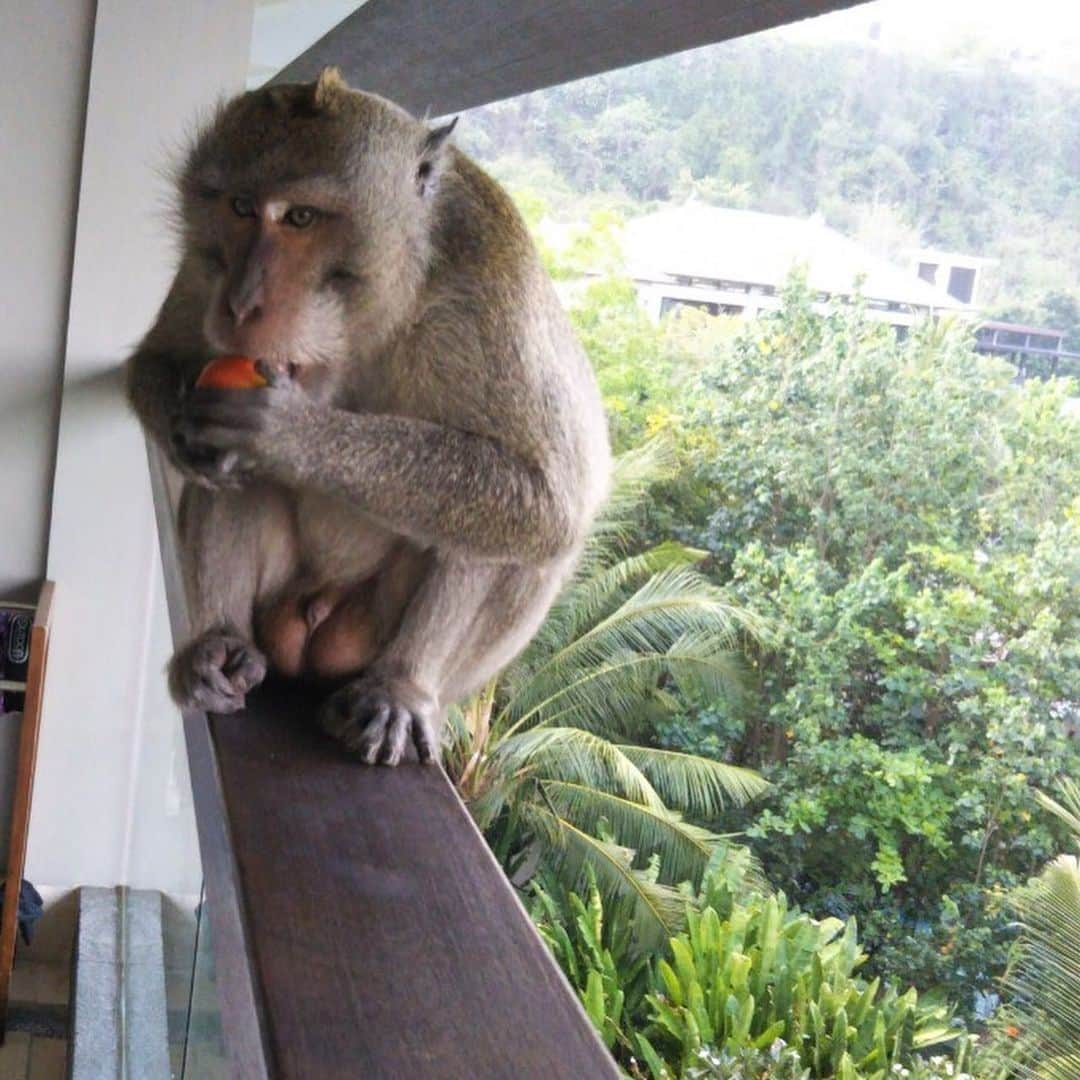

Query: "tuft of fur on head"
<box><xmin>311</xmin><ymin>66</ymin><xmax>349</xmax><ymax>112</ymax></box>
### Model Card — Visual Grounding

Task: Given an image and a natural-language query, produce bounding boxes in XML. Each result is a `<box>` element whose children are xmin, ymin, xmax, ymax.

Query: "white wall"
<box><xmin>0</xmin><ymin>4</ymin><xmax>97</xmax><ymax>602</ymax></box>
<box><xmin>25</xmin><ymin>0</ymin><xmax>254</xmax><ymax>893</ymax></box>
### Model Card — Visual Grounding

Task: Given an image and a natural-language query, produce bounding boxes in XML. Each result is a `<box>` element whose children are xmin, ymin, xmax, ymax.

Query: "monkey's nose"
<box><xmin>228</xmin><ymin>290</ymin><xmax>263</xmax><ymax>327</ymax></box>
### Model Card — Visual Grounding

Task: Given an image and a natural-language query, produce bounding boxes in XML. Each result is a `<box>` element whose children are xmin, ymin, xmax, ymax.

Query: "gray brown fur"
<box><xmin>127</xmin><ymin>69</ymin><xmax>610</xmax><ymax>764</ymax></box>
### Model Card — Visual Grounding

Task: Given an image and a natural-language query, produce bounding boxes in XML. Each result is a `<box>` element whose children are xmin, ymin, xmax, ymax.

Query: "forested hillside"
<box><xmin>460</xmin><ymin>35</ymin><xmax>1080</xmax><ymax>342</ymax></box>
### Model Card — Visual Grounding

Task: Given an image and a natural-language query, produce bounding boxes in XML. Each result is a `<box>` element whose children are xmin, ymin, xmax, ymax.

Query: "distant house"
<box><xmin>908</xmin><ymin>248</ymin><xmax>995</xmax><ymax>306</ymax></box>
<box><xmin>624</xmin><ymin>204</ymin><xmax>966</xmax><ymax>333</ymax></box>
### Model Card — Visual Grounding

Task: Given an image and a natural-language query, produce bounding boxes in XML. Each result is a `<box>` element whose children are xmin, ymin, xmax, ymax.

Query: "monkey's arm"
<box><xmin>294</xmin><ymin>411</ymin><xmax>579</xmax><ymax>561</ymax></box>
<box><xmin>182</xmin><ymin>391</ymin><xmax>582</xmax><ymax>563</ymax></box>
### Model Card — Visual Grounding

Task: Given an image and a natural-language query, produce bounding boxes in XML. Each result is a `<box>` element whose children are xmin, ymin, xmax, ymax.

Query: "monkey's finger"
<box><xmin>222</xmin><ymin>645</ymin><xmax>267</xmax><ymax>694</ymax></box>
<box><xmin>183</xmin><ymin>401</ymin><xmax>268</xmax><ymax>432</ymax></box>
<box><xmin>353</xmin><ymin>702</ymin><xmax>392</xmax><ymax>764</ymax></box>
<box><xmin>172</xmin><ymin>663</ymin><xmax>233</xmax><ymax>707</ymax></box>
<box><xmin>190</xmin><ymin>683</ymin><xmax>244</xmax><ymax>715</ymax></box>
<box><xmin>254</xmin><ymin>359</ymin><xmax>290</xmax><ymax>387</ymax></box>
<box><xmin>201</xmin><ymin>664</ymin><xmax>237</xmax><ymax>699</ymax></box>
<box><xmin>178</xmin><ymin>425</ymin><xmax>254</xmax><ymax>454</ymax></box>
<box><xmin>379</xmin><ymin>706</ymin><xmax>412</xmax><ymax>766</ymax></box>
<box><xmin>412</xmin><ymin>715</ymin><xmax>437</xmax><ymax>764</ymax></box>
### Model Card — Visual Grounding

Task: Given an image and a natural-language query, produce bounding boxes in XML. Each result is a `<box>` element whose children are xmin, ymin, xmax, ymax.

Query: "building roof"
<box><xmin>978</xmin><ymin>319</ymin><xmax>1064</xmax><ymax>337</ymax></box>
<box><xmin>908</xmin><ymin>247</ymin><xmax>998</xmax><ymax>268</ymax></box>
<box><xmin>625</xmin><ymin>204</ymin><xmax>963</xmax><ymax>310</ymax></box>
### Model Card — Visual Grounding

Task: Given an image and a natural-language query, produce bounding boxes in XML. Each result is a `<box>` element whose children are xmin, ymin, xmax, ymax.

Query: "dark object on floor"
<box><xmin>5</xmin><ymin>1002</ymin><xmax>67</xmax><ymax>1038</ymax></box>
<box><xmin>0</xmin><ymin>880</ymin><xmax>43</xmax><ymax>945</ymax></box>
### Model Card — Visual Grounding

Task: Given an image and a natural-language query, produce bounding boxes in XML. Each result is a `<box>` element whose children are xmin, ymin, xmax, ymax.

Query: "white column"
<box><xmin>28</xmin><ymin>0</ymin><xmax>254</xmax><ymax>893</ymax></box>
<box><xmin>0</xmin><ymin>3</ymin><xmax>96</xmax><ymax>601</ymax></box>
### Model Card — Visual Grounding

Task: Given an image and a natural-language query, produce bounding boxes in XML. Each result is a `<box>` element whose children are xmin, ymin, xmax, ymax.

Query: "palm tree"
<box><xmin>987</xmin><ymin>775</ymin><xmax>1080</xmax><ymax>1079</ymax></box>
<box><xmin>444</xmin><ymin>442</ymin><xmax>771</xmax><ymax>949</ymax></box>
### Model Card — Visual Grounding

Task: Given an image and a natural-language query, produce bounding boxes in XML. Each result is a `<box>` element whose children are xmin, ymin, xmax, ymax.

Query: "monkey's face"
<box><xmin>180</xmin><ymin>73</ymin><xmax>456</xmax><ymax>399</ymax></box>
<box><xmin>197</xmin><ymin>187</ymin><xmax>359</xmax><ymax>395</ymax></box>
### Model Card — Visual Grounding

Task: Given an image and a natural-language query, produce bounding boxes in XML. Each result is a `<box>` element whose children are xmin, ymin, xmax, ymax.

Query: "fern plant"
<box><xmin>445</xmin><ymin>443</ymin><xmax>770</xmax><ymax>948</ymax></box>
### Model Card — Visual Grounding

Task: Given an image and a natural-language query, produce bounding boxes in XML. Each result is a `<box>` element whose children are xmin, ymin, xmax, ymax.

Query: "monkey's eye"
<box><xmin>231</xmin><ymin>195</ymin><xmax>257</xmax><ymax>218</ymax></box>
<box><xmin>284</xmin><ymin>206</ymin><xmax>318</xmax><ymax>229</ymax></box>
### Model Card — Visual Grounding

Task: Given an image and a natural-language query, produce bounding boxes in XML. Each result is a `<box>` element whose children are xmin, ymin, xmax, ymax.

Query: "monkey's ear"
<box><xmin>416</xmin><ymin>117</ymin><xmax>458</xmax><ymax>197</ymax></box>
<box><xmin>309</xmin><ymin>66</ymin><xmax>349</xmax><ymax>113</ymax></box>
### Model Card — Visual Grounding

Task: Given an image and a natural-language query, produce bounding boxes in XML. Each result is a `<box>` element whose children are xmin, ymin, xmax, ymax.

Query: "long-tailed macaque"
<box><xmin>127</xmin><ymin>68</ymin><xmax>610</xmax><ymax>765</ymax></box>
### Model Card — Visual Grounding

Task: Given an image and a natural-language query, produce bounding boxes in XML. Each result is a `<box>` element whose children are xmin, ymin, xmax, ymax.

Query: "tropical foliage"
<box><xmin>444</xmin><ymin>443</ymin><xmax>770</xmax><ymax>947</ymax></box>
<box><xmin>448</xmin><ymin>23</ymin><xmax>1078</xmax><ymax>1076</ymax></box>
<box><xmin>458</xmin><ymin>261</ymin><xmax>1078</xmax><ymax>1076</ymax></box>
<box><xmin>984</xmin><ymin>777</ymin><xmax>1080</xmax><ymax>1079</ymax></box>
<box><xmin>547</xmin><ymin>272</ymin><xmax>1079</xmax><ymax>1016</ymax></box>
<box><xmin>531</xmin><ymin>858</ymin><xmax>976</xmax><ymax>1079</ymax></box>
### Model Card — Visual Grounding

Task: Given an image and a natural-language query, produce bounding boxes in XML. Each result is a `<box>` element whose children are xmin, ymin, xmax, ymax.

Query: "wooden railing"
<box><xmin>146</xmin><ymin>446</ymin><xmax>619</xmax><ymax>1078</ymax></box>
<box><xmin>973</xmin><ymin>341</ymin><xmax>1080</xmax><ymax>381</ymax></box>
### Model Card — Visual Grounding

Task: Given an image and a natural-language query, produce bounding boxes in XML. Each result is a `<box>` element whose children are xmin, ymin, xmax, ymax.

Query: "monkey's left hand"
<box><xmin>175</xmin><ymin>364</ymin><xmax>311</xmax><ymax>480</ymax></box>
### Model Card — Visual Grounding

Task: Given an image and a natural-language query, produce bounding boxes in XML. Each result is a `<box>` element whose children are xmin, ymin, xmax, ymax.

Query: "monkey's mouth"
<box><xmin>254</xmin><ymin>359</ymin><xmax>303</xmax><ymax>382</ymax></box>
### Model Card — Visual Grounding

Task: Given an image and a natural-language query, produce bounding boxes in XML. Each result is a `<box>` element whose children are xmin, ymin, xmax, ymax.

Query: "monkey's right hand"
<box><xmin>167</xmin><ymin>392</ymin><xmax>252</xmax><ymax>489</ymax></box>
<box><xmin>168</xmin><ymin>628</ymin><xmax>267</xmax><ymax>714</ymax></box>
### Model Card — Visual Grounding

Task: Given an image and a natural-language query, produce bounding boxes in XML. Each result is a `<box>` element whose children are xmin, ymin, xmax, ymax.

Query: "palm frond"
<box><xmin>528</xmin><ymin>803</ymin><xmax>688</xmax><ymax>952</ymax></box>
<box><xmin>504</xmin><ymin>633</ymin><xmax>749</xmax><ymax>737</ymax></box>
<box><xmin>1006</xmin><ymin>853</ymin><xmax>1080</xmax><ymax>1079</ymax></box>
<box><xmin>519</xmin><ymin>541</ymin><xmax>706</xmax><ymax>669</ymax></box>
<box><xmin>616</xmin><ymin>745</ymin><xmax>771</xmax><ymax>817</ymax></box>
<box><xmin>1035</xmin><ymin>777</ymin><xmax>1080</xmax><ymax>849</ymax></box>
<box><xmin>502</xmin><ymin>567</ymin><xmax>758</xmax><ymax>731</ymax></box>
<box><xmin>543</xmin><ymin>565</ymin><xmax>755</xmax><ymax>676</ymax></box>
<box><xmin>491</xmin><ymin>727</ymin><xmax>664</xmax><ymax>809</ymax></box>
<box><xmin>984</xmin><ymin>777</ymin><xmax>1080</xmax><ymax>1079</ymax></box>
<box><xmin>586</xmin><ymin>438</ymin><xmax>676</xmax><ymax>556</ymax></box>
<box><xmin>541</xmin><ymin>779</ymin><xmax>724</xmax><ymax>889</ymax></box>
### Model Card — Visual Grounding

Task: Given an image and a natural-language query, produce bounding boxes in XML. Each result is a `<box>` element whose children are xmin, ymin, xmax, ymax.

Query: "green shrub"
<box><xmin>531</xmin><ymin>870</ymin><xmax>653</xmax><ymax>1056</ymax></box>
<box><xmin>531</xmin><ymin>861</ymin><xmax>975</xmax><ymax>1079</ymax></box>
<box><xmin>641</xmin><ymin>888</ymin><xmax>959</xmax><ymax>1079</ymax></box>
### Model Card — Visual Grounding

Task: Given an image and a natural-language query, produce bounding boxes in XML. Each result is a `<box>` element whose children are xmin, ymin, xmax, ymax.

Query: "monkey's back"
<box><xmin>412</xmin><ymin>151</ymin><xmax>611</xmax><ymax>540</ymax></box>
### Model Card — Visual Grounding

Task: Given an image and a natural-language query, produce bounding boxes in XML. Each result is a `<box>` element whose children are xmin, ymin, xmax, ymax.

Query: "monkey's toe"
<box><xmin>321</xmin><ymin>679</ymin><xmax>438</xmax><ymax>766</ymax></box>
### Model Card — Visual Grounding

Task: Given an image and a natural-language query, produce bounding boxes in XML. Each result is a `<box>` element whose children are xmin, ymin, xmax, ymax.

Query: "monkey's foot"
<box><xmin>320</xmin><ymin>675</ymin><xmax>439</xmax><ymax>766</ymax></box>
<box><xmin>168</xmin><ymin>629</ymin><xmax>267</xmax><ymax>714</ymax></box>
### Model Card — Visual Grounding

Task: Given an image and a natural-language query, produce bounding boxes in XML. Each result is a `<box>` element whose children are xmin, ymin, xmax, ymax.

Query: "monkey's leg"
<box><xmin>320</xmin><ymin>556</ymin><xmax>564</xmax><ymax>766</ymax></box>
<box><xmin>169</xmin><ymin>483</ymin><xmax>296</xmax><ymax>713</ymax></box>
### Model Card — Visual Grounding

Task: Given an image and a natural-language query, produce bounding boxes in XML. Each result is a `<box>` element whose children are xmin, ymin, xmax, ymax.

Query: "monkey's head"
<box><xmin>179</xmin><ymin>68</ymin><xmax>457</xmax><ymax>394</ymax></box>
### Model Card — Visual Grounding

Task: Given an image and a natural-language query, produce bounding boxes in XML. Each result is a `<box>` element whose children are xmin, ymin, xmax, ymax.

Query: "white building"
<box><xmin>625</xmin><ymin>204</ymin><xmax>967</xmax><ymax>332</ymax></box>
<box><xmin>908</xmin><ymin>247</ymin><xmax>995</xmax><ymax>306</ymax></box>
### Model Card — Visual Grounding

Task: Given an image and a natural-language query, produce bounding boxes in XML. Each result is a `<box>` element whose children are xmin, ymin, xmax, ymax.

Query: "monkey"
<box><xmin>126</xmin><ymin>68</ymin><xmax>610</xmax><ymax>766</ymax></box>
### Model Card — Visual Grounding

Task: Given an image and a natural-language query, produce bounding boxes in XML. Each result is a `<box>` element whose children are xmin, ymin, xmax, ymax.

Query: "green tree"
<box><xmin>650</xmin><ymin>279</ymin><xmax>1080</xmax><ymax>1011</ymax></box>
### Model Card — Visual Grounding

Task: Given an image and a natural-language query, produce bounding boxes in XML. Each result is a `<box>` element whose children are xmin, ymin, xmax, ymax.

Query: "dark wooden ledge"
<box><xmin>204</xmin><ymin>679</ymin><xmax>619</xmax><ymax>1079</ymax></box>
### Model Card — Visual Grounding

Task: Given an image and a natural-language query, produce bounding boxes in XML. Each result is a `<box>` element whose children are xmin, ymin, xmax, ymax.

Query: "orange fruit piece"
<box><xmin>195</xmin><ymin>355</ymin><xmax>267</xmax><ymax>389</ymax></box>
